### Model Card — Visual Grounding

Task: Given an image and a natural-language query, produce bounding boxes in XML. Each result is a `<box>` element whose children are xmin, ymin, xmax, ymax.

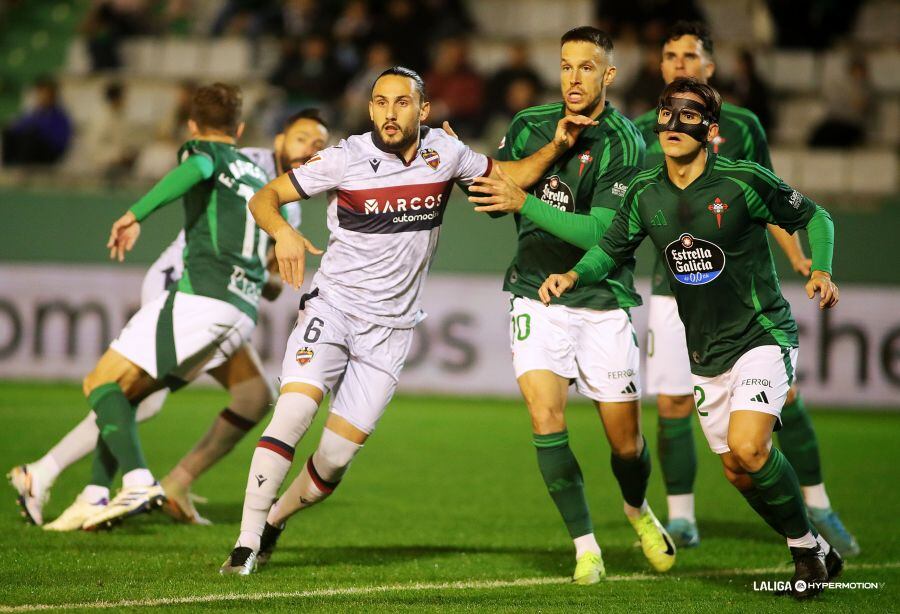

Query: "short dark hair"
<box><xmin>282</xmin><ymin>108</ymin><xmax>328</xmax><ymax>133</ymax></box>
<box><xmin>665</xmin><ymin>20</ymin><xmax>714</xmax><ymax>56</ymax></box>
<box><xmin>560</xmin><ymin>26</ymin><xmax>614</xmax><ymax>55</ymax></box>
<box><xmin>659</xmin><ymin>77</ymin><xmax>722</xmax><ymax>122</ymax></box>
<box><xmin>372</xmin><ymin>66</ymin><xmax>427</xmax><ymax>103</ymax></box>
<box><xmin>190</xmin><ymin>82</ymin><xmax>242</xmax><ymax>135</ymax></box>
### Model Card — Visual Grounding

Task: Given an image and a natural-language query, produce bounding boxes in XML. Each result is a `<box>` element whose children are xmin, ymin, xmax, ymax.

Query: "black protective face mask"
<box><xmin>653</xmin><ymin>97</ymin><xmax>714</xmax><ymax>143</ymax></box>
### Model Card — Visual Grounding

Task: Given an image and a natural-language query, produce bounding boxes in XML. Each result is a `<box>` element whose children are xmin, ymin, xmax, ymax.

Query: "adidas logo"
<box><xmin>751</xmin><ymin>391</ymin><xmax>769</xmax><ymax>403</ymax></box>
<box><xmin>650</xmin><ymin>209</ymin><xmax>667</xmax><ymax>227</ymax></box>
<box><xmin>621</xmin><ymin>381</ymin><xmax>637</xmax><ymax>394</ymax></box>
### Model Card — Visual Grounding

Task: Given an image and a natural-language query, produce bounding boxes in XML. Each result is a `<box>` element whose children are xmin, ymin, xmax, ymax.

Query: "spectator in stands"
<box><xmin>211</xmin><ymin>0</ymin><xmax>281</xmax><ymax>37</ymax></box>
<box><xmin>270</xmin><ymin>34</ymin><xmax>346</xmax><ymax>123</ymax></box>
<box><xmin>482</xmin><ymin>76</ymin><xmax>541</xmax><ymax>153</ymax></box>
<box><xmin>371</xmin><ymin>0</ymin><xmax>430</xmax><ymax>72</ymax></box>
<box><xmin>425</xmin><ymin>36</ymin><xmax>485</xmax><ymax>138</ymax></box>
<box><xmin>156</xmin><ymin>80</ymin><xmax>195</xmax><ymax>144</ymax></box>
<box><xmin>81</xmin><ymin>0</ymin><xmax>149</xmax><ymax>71</ymax></box>
<box><xmin>809</xmin><ymin>55</ymin><xmax>873</xmax><ymax>148</ymax></box>
<box><xmin>1</xmin><ymin>77</ymin><xmax>72</xmax><ymax>166</ymax></box>
<box><xmin>332</xmin><ymin>0</ymin><xmax>373</xmax><ymax>75</ymax></box>
<box><xmin>341</xmin><ymin>41</ymin><xmax>394</xmax><ymax>134</ymax></box>
<box><xmin>485</xmin><ymin>41</ymin><xmax>544</xmax><ymax>119</ymax></box>
<box><xmin>624</xmin><ymin>45</ymin><xmax>664</xmax><ymax>117</ymax></box>
<box><xmin>730</xmin><ymin>49</ymin><xmax>774</xmax><ymax>131</ymax></box>
<box><xmin>82</xmin><ymin>81</ymin><xmax>137</xmax><ymax>181</ymax></box>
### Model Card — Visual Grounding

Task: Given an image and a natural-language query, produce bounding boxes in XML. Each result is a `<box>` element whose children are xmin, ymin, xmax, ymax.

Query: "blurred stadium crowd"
<box><xmin>0</xmin><ymin>0</ymin><xmax>897</xmax><ymax>194</ymax></box>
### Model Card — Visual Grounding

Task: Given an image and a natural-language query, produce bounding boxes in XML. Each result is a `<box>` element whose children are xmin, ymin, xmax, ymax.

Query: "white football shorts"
<box><xmin>645</xmin><ymin>294</ymin><xmax>694</xmax><ymax>396</ymax></box>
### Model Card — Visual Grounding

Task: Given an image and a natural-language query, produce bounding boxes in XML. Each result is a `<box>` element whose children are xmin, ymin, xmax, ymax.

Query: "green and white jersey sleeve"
<box><xmin>176</xmin><ymin>139</ymin><xmax>270</xmax><ymax>321</ymax></box>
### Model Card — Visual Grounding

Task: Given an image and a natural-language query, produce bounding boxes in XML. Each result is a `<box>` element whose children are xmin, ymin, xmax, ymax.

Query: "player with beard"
<box><xmin>9</xmin><ymin>109</ymin><xmax>329</xmax><ymax>529</ymax></box>
<box><xmin>467</xmin><ymin>27</ymin><xmax>674</xmax><ymax>583</ymax></box>
<box><xmin>220</xmin><ymin>66</ymin><xmax>595</xmax><ymax>575</ymax></box>
<box><xmin>630</xmin><ymin>21</ymin><xmax>857</xmax><ymax>554</ymax></box>
<box><xmin>539</xmin><ymin>78</ymin><xmax>842</xmax><ymax>599</ymax></box>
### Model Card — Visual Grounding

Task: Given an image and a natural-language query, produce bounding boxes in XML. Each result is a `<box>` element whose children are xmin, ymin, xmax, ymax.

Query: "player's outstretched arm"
<box><xmin>249</xmin><ymin>173</ymin><xmax>322</xmax><ymax>290</ymax></box>
<box><xmin>803</xmin><ymin>205</ymin><xmax>838</xmax><ymax>309</ymax></box>
<box><xmin>492</xmin><ymin>115</ymin><xmax>597</xmax><ymax>188</ymax></box>
<box><xmin>108</xmin><ymin>154</ymin><xmax>213</xmax><ymax>262</ymax></box>
<box><xmin>768</xmin><ymin>223</ymin><xmax>811</xmax><ymax>276</ymax></box>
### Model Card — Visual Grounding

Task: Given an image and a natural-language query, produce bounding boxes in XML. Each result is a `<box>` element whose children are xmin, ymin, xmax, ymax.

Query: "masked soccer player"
<box><xmin>9</xmin><ymin>110</ymin><xmax>330</xmax><ymax>529</ymax></box>
<box><xmin>539</xmin><ymin>77</ymin><xmax>842</xmax><ymax>599</ymax></box>
<box><xmin>468</xmin><ymin>27</ymin><xmax>675</xmax><ymax>583</ymax></box>
<box><xmin>630</xmin><ymin>21</ymin><xmax>857</xmax><ymax>554</ymax></box>
<box><xmin>219</xmin><ymin>66</ymin><xmax>594</xmax><ymax>575</ymax></box>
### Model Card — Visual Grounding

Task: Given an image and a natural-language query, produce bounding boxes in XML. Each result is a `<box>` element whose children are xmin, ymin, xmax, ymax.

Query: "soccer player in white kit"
<box><xmin>9</xmin><ymin>110</ymin><xmax>328</xmax><ymax>529</ymax></box>
<box><xmin>220</xmin><ymin>67</ymin><xmax>595</xmax><ymax>574</ymax></box>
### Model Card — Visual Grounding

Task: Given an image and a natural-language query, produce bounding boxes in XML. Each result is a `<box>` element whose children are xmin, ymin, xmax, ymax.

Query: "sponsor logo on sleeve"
<box><xmin>612</xmin><ymin>182</ymin><xmax>628</xmax><ymax>197</ymax></box>
<box><xmin>665</xmin><ymin>233</ymin><xmax>726</xmax><ymax>285</ymax></box>
<box><xmin>789</xmin><ymin>190</ymin><xmax>803</xmax><ymax>209</ymax></box>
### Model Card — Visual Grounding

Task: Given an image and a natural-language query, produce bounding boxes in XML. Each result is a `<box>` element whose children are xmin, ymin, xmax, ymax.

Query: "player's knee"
<box><xmin>261</xmin><ymin>392</ymin><xmax>320</xmax><ymax>447</ymax></box>
<box><xmin>529</xmin><ymin>407</ymin><xmax>566</xmax><ymax>435</ymax></box>
<box><xmin>722</xmin><ymin>465</ymin><xmax>752</xmax><ymax>489</ymax></box>
<box><xmin>312</xmin><ymin>427</ymin><xmax>363</xmax><ymax>484</ymax></box>
<box><xmin>657</xmin><ymin>394</ymin><xmax>694</xmax><ymax>419</ymax></box>
<box><xmin>728</xmin><ymin>437</ymin><xmax>769</xmax><ymax>472</ymax></box>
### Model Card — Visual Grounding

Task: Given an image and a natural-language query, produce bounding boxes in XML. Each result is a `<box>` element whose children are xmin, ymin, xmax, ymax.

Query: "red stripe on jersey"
<box><xmin>336</xmin><ymin>181</ymin><xmax>453</xmax><ymax>215</ymax></box>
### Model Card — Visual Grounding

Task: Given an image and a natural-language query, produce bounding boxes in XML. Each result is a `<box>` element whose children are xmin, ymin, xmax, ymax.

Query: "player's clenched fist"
<box><xmin>273</xmin><ymin>227</ymin><xmax>323</xmax><ymax>290</ymax></box>
<box><xmin>107</xmin><ymin>210</ymin><xmax>141</xmax><ymax>262</ymax></box>
<box><xmin>805</xmin><ymin>270</ymin><xmax>839</xmax><ymax>309</ymax></box>
<box><xmin>538</xmin><ymin>271</ymin><xmax>579</xmax><ymax>305</ymax></box>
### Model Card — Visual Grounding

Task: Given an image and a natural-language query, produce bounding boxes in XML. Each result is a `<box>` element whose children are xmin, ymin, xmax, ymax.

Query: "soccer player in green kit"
<box><xmin>538</xmin><ymin>78</ymin><xmax>843</xmax><ymax>599</ymax></box>
<box><xmin>631</xmin><ymin>21</ymin><xmax>857</xmax><ymax>554</ymax></box>
<box><xmin>50</xmin><ymin>83</ymin><xmax>278</xmax><ymax>530</ymax></box>
<box><xmin>469</xmin><ymin>27</ymin><xmax>675</xmax><ymax>583</ymax></box>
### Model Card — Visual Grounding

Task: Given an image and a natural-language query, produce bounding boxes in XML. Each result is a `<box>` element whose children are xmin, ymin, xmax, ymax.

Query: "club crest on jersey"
<box><xmin>535</xmin><ymin>175</ymin><xmax>574</xmax><ymax>212</ymax></box>
<box><xmin>707</xmin><ymin>197</ymin><xmax>729</xmax><ymax>229</ymax></box>
<box><xmin>420</xmin><ymin>148</ymin><xmax>441</xmax><ymax>170</ymax></box>
<box><xmin>710</xmin><ymin>135</ymin><xmax>726</xmax><ymax>154</ymax></box>
<box><xmin>665</xmin><ymin>233</ymin><xmax>726</xmax><ymax>285</ymax></box>
<box><xmin>578</xmin><ymin>150</ymin><xmax>592</xmax><ymax>176</ymax></box>
<box><xmin>295</xmin><ymin>347</ymin><xmax>314</xmax><ymax>366</ymax></box>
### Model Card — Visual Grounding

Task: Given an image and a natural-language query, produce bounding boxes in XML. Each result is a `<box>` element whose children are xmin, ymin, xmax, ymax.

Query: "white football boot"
<box><xmin>82</xmin><ymin>483</ymin><xmax>166</xmax><ymax>530</ymax></box>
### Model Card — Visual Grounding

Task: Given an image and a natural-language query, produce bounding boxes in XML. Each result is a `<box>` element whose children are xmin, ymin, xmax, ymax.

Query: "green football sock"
<box><xmin>611</xmin><ymin>436</ymin><xmax>651</xmax><ymax>508</ymax></box>
<box><xmin>89</xmin><ymin>383</ymin><xmax>147</xmax><ymax>474</ymax></box>
<box><xmin>657</xmin><ymin>416</ymin><xmax>696</xmax><ymax>495</ymax></box>
<box><xmin>533</xmin><ymin>431</ymin><xmax>593</xmax><ymax>539</ymax></box>
<box><xmin>748</xmin><ymin>448</ymin><xmax>812</xmax><ymax>539</ymax></box>
<box><xmin>739</xmin><ymin>487</ymin><xmax>785</xmax><ymax>536</ymax></box>
<box><xmin>776</xmin><ymin>393</ymin><xmax>823</xmax><ymax>486</ymax></box>
<box><xmin>89</xmin><ymin>436</ymin><xmax>118</xmax><ymax>488</ymax></box>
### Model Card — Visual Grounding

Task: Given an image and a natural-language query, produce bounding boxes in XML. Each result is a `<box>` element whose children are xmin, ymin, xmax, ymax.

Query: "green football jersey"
<box><xmin>496</xmin><ymin>101</ymin><xmax>644</xmax><ymax>310</ymax></box>
<box><xmin>594</xmin><ymin>154</ymin><xmax>821</xmax><ymax>376</ymax></box>
<box><xmin>176</xmin><ymin>140</ymin><xmax>270</xmax><ymax>320</ymax></box>
<box><xmin>633</xmin><ymin>101</ymin><xmax>773</xmax><ymax>295</ymax></box>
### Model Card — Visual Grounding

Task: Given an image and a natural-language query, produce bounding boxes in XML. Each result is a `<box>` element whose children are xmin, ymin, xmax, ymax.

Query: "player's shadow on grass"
<box><xmin>694</xmin><ymin>519</ymin><xmax>779</xmax><ymax>545</ymax></box>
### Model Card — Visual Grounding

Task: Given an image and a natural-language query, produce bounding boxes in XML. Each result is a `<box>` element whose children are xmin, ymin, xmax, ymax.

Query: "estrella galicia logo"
<box><xmin>665</xmin><ymin>233</ymin><xmax>726</xmax><ymax>285</ymax></box>
<box><xmin>535</xmin><ymin>175</ymin><xmax>574</xmax><ymax>212</ymax></box>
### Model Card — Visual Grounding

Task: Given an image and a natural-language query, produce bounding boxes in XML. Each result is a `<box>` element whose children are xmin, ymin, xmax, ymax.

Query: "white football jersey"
<box><xmin>289</xmin><ymin>127</ymin><xmax>491</xmax><ymax>328</ymax></box>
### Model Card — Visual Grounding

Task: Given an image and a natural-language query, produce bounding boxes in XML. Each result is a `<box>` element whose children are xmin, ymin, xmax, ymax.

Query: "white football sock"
<box><xmin>666</xmin><ymin>493</ymin><xmax>696</xmax><ymax>523</ymax></box>
<box><xmin>239</xmin><ymin>393</ymin><xmax>319</xmax><ymax>550</ymax></box>
<box><xmin>802</xmin><ymin>484</ymin><xmax>831</xmax><ymax>509</ymax></box>
<box><xmin>122</xmin><ymin>468</ymin><xmax>155</xmax><ymax>488</ymax></box>
<box><xmin>81</xmin><ymin>484</ymin><xmax>110</xmax><ymax>503</ymax></box>
<box><xmin>573</xmin><ymin>533</ymin><xmax>601</xmax><ymax>558</ymax></box>
<box><xmin>786</xmin><ymin>531</ymin><xmax>818</xmax><ymax>549</ymax></box>
<box><xmin>815</xmin><ymin>533</ymin><xmax>831</xmax><ymax>555</ymax></box>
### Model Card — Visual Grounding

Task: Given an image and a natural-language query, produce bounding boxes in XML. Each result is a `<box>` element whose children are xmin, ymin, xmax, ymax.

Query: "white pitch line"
<box><xmin>2</xmin><ymin>562</ymin><xmax>897</xmax><ymax>612</ymax></box>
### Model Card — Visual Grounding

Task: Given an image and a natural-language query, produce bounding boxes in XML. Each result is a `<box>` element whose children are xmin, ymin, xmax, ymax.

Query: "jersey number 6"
<box><xmin>303</xmin><ymin>317</ymin><xmax>325</xmax><ymax>343</ymax></box>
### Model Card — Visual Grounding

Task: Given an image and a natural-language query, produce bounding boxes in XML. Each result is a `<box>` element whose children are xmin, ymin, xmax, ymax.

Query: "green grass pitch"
<box><xmin>1</xmin><ymin>381</ymin><xmax>898</xmax><ymax>611</ymax></box>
